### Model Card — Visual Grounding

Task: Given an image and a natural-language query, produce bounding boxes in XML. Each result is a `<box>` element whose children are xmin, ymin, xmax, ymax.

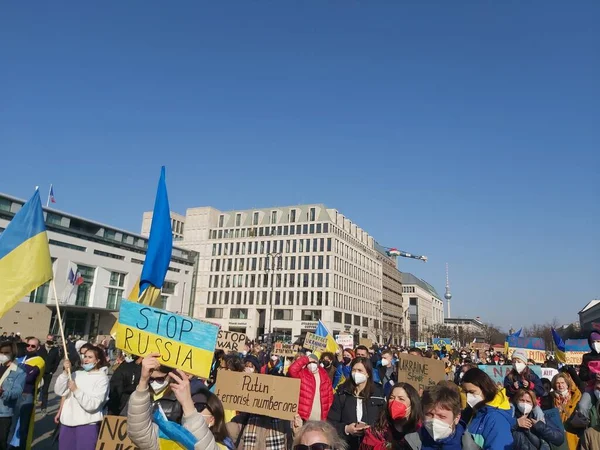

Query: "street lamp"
<box><xmin>265</xmin><ymin>252</ymin><xmax>283</xmax><ymax>344</ymax></box>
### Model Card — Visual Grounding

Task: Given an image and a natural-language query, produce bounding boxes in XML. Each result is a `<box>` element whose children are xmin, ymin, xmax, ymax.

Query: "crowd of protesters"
<box><xmin>3</xmin><ymin>330</ymin><xmax>600</xmax><ymax>450</ymax></box>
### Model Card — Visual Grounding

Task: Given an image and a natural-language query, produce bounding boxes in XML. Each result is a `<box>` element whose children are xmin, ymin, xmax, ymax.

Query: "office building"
<box><xmin>403</xmin><ymin>272</ymin><xmax>444</xmax><ymax>343</ymax></box>
<box><xmin>375</xmin><ymin>243</ymin><xmax>407</xmax><ymax>346</ymax></box>
<box><xmin>0</xmin><ymin>193</ymin><xmax>197</xmax><ymax>338</ymax></box>
<box><xmin>157</xmin><ymin>204</ymin><xmax>384</xmax><ymax>342</ymax></box>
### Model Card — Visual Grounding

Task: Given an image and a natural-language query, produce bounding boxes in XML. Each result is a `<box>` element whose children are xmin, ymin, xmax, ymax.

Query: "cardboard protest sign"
<box><xmin>359</xmin><ymin>338</ymin><xmax>373</xmax><ymax>348</ymax></box>
<box><xmin>115</xmin><ymin>300</ymin><xmax>219</xmax><ymax>379</ymax></box>
<box><xmin>216</xmin><ymin>329</ymin><xmax>247</xmax><ymax>352</ymax></box>
<box><xmin>215</xmin><ymin>371</ymin><xmax>300</xmax><ymax>420</ymax></box>
<box><xmin>304</xmin><ymin>332</ymin><xmax>327</xmax><ymax>352</ymax></box>
<box><xmin>95</xmin><ymin>416</ymin><xmax>139</xmax><ymax>450</ymax></box>
<box><xmin>397</xmin><ymin>353</ymin><xmax>445</xmax><ymax>391</ymax></box>
<box><xmin>565</xmin><ymin>352</ymin><xmax>585</xmax><ymax>365</ymax></box>
<box><xmin>272</xmin><ymin>342</ymin><xmax>297</xmax><ymax>357</ymax></box>
<box><xmin>507</xmin><ymin>347</ymin><xmax>546</xmax><ymax>364</ymax></box>
<box><xmin>336</xmin><ymin>334</ymin><xmax>354</xmax><ymax>349</ymax></box>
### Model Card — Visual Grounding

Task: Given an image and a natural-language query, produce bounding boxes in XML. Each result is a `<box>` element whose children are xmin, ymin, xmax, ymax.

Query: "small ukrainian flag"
<box><xmin>0</xmin><ymin>189</ymin><xmax>53</xmax><ymax>317</ymax></box>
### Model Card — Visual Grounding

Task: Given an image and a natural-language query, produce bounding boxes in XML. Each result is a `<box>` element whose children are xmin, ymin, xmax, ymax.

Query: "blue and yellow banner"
<box><xmin>0</xmin><ymin>189</ymin><xmax>53</xmax><ymax>317</ymax></box>
<box><xmin>115</xmin><ymin>300</ymin><xmax>219</xmax><ymax>379</ymax></box>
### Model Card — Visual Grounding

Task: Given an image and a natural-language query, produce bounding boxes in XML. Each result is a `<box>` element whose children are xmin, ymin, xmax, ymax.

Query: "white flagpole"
<box><xmin>51</xmin><ymin>279</ymin><xmax>72</xmax><ymax>380</ymax></box>
<box><xmin>46</xmin><ymin>184</ymin><xmax>52</xmax><ymax>208</ymax></box>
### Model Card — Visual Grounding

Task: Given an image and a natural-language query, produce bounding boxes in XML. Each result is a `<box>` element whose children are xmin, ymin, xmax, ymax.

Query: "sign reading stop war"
<box><xmin>95</xmin><ymin>415</ymin><xmax>139</xmax><ymax>450</ymax></box>
<box><xmin>303</xmin><ymin>332</ymin><xmax>327</xmax><ymax>352</ymax></box>
<box><xmin>397</xmin><ymin>353</ymin><xmax>445</xmax><ymax>392</ymax></box>
<box><xmin>115</xmin><ymin>300</ymin><xmax>219</xmax><ymax>379</ymax></box>
<box><xmin>216</xmin><ymin>330</ymin><xmax>247</xmax><ymax>352</ymax></box>
<box><xmin>215</xmin><ymin>371</ymin><xmax>301</xmax><ymax>420</ymax></box>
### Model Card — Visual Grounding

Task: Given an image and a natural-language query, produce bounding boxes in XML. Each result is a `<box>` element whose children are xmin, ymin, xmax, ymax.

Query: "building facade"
<box><xmin>402</xmin><ymin>272</ymin><xmax>444</xmax><ymax>343</ymax></box>
<box><xmin>375</xmin><ymin>243</ymin><xmax>407</xmax><ymax>346</ymax></box>
<box><xmin>579</xmin><ymin>300</ymin><xmax>600</xmax><ymax>333</ymax></box>
<box><xmin>0</xmin><ymin>193</ymin><xmax>197</xmax><ymax>339</ymax></box>
<box><xmin>164</xmin><ymin>204</ymin><xmax>384</xmax><ymax>342</ymax></box>
<box><xmin>142</xmin><ymin>211</ymin><xmax>186</xmax><ymax>242</ymax></box>
<box><xmin>443</xmin><ymin>317</ymin><xmax>486</xmax><ymax>344</ymax></box>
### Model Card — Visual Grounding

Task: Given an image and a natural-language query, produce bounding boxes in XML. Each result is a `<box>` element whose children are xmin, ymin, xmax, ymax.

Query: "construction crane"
<box><xmin>384</xmin><ymin>247</ymin><xmax>427</xmax><ymax>262</ymax></box>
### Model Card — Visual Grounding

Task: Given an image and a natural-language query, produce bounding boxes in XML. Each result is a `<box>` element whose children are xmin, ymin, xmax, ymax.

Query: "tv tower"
<box><xmin>445</xmin><ymin>263</ymin><xmax>452</xmax><ymax>318</ymax></box>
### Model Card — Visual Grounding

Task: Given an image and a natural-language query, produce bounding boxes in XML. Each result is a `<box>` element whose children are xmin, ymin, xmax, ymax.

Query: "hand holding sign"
<box><xmin>168</xmin><ymin>369</ymin><xmax>195</xmax><ymax>416</ymax></box>
<box><xmin>139</xmin><ymin>353</ymin><xmax>162</xmax><ymax>390</ymax></box>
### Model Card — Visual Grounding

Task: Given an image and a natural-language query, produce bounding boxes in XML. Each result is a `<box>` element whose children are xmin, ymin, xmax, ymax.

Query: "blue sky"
<box><xmin>1</xmin><ymin>2</ymin><xmax>598</xmax><ymax>329</ymax></box>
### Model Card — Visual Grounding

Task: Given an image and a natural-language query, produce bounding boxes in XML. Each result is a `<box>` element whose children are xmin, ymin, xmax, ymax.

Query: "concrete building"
<box><xmin>375</xmin><ymin>243</ymin><xmax>407</xmax><ymax>346</ymax></box>
<box><xmin>0</xmin><ymin>193</ymin><xmax>197</xmax><ymax>339</ymax></box>
<box><xmin>402</xmin><ymin>272</ymin><xmax>444</xmax><ymax>343</ymax></box>
<box><xmin>142</xmin><ymin>211</ymin><xmax>186</xmax><ymax>242</ymax></box>
<box><xmin>579</xmin><ymin>300</ymin><xmax>600</xmax><ymax>332</ymax></box>
<box><xmin>443</xmin><ymin>317</ymin><xmax>486</xmax><ymax>343</ymax></box>
<box><xmin>154</xmin><ymin>204</ymin><xmax>384</xmax><ymax>342</ymax></box>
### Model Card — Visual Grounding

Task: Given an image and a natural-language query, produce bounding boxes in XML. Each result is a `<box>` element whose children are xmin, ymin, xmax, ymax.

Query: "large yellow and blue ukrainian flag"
<box><xmin>315</xmin><ymin>320</ymin><xmax>339</xmax><ymax>355</ymax></box>
<box><xmin>0</xmin><ymin>189</ymin><xmax>53</xmax><ymax>317</ymax></box>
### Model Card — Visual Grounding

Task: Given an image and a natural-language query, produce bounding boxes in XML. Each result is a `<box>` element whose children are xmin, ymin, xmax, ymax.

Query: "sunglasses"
<box><xmin>293</xmin><ymin>445</ymin><xmax>332</xmax><ymax>450</ymax></box>
<box><xmin>26</xmin><ymin>345</ymin><xmax>37</xmax><ymax>349</ymax></box>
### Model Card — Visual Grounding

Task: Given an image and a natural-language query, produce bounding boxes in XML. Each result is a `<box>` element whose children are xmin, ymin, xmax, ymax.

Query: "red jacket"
<box><xmin>288</xmin><ymin>356</ymin><xmax>334</xmax><ymax>421</ymax></box>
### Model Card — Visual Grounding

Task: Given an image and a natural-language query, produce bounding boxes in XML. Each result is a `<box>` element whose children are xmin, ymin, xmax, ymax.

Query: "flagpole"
<box><xmin>46</xmin><ymin>184</ymin><xmax>52</xmax><ymax>208</ymax></box>
<box><xmin>50</xmin><ymin>279</ymin><xmax>71</xmax><ymax>380</ymax></box>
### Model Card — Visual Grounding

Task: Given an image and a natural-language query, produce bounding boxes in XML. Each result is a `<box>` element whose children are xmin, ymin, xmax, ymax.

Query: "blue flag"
<box><xmin>139</xmin><ymin>166</ymin><xmax>173</xmax><ymax>301</ymax></box>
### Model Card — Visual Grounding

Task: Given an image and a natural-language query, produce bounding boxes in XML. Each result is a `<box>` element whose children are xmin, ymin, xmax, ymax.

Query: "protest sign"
<box><xmin>478</xmin><ymin>365</ymin><xmax>547</xmax><ymax>385</ymax></box>
<box><xmin>432</xmin><ymin>338</ymin><xmax>452</xmax><ymax>348</ymax></box>
<box><xmin>215</xmin><ymin>371</ymin><xmax>300</xmax><ymax>420</ymax></box>
<box><xmin>541</xmin><ymin>367</ymin><xmax>559</xmax><ymax>380</ymax></box>
<box><xmin>359</xmin><ymin>338</ymin><xmax>373</xmax><ymax>348</ymax></box>
<box><xmin>216</xmin><ymin>329</ymin><xmax>247</xmax><ymax>352</ymax></box>
<box><xmin>115</xmin><ymin>300</ymin><xmax>219</xmax><ymax>379</ymax></box>
<box><xmin>397</xmin><ymin>353</ymin><xmax>445</xmax><ymax>391</ymax></box>
<box><xmin>272</xmin><ymin>342</ymin><xmax>297</xmax><ymax>357</ymax></box>
<box><xmin>507</xmin><ymin>347</ymin><xmax>546</xmax><ymax>364</ymax></box>
<box><xmin>565</xmin><ymin>352</ymin><xmax>585</xmax><ymax>365</ymax></box>
<box><xmin>95</xmin><ymin>416</ymin><xmax>139</xmax><ymax>450</ymax></box>
<box><xmin>506</xmin><ymin>337</ymin><xmax>546</xmax><ymax>350</ymax></box>
<box><xmin>565</xmin><ymin>339</ymin><xmax>589</xmax><ymax>352</ymax></box>
<box><xmin>336</xmin><ymin>334</ymin><xmax>354</xmax><ymax>349</ymax></box>
<box><xmin>414</xmin><ymin>342</ymin><xmax>428</xmax><ymax>350</ymax></box>
<box><xmin>304</xmin><ymin>332</ymin><xmax>327</xmax><ymax>352</ymax></box>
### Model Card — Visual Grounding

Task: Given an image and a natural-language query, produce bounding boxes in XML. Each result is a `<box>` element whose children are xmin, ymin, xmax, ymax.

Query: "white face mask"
<box><xmin>593</xmin><ymin>343</ymin><xmax>600</xmax><ymax>353</ymax></box>
<box><xmin>0</xmin><ymin>355</ymin><xmax>9</xmax><ymax>365</ymax></box>
<box><xmin>514</xmin><ymin>362</ymin><xmax>526</xmax><ymax>374</ymax></box>
<box><xmin>467</xmin><ymin>393</ymin><xmax>483</xmax><ymax>409</ymax></box>
<box><xmin>271</xmin><ymin>355</ymin><xmax>278</xmax><ymax>361</ymax></box>
<box><xmin>557</xmin><ymin>389</ymin><xmax>569</xmax><ymax>397</ymax></box>
<box><xmin>424</xmin><ymin>418</ymin><xmax>453</xmax><ymax>441</ymax></box>
<box><xmin>517</xmin><ymin>402</ymin><xmax>533</xmax><ymax>415</ymax></box>
<box><xmin>244</xmin><ymin>367</ymin><xmax>255</xmax><ymax>373</ymax></box>
<box><xmin>150</xmin><ymin>379</ymin><xmax>169</xmax><ymax>394</ymax></box>
<box><xmin>241</xmin><ymin>351</ymin><xmax>248</xmax><ymax>356</ymax></box>
<box><xmin>308</xmin><ymin>363</ymin><xmax>319</xmax><ymax>373</ymax></box>
<box><xmin>352</xmin><ymin>372</ymin><xmax>367</xmax><ymax>385</ymax></box>
<box><xmin>124</xmin><ymin>356</ymin><xmax>134</xmax><ymax>363</ymax></box>
<box><xmin>381</xmin><ymin>358</ymin><xmax>390</xmax><ymax>367</ymax></box>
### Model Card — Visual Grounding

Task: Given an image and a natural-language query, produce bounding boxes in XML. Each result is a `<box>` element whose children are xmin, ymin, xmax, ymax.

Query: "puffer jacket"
<box><xmin>288</xmin><ymin>356</ymin><xmax>333</xmax><ymax>421</ymax></box>
<box><xmin>127</xmin><ymin>387</ymin><xmax>223</xmax><ymax>450</ymax></box>
<box><xmin>511</xmin><ymin>408</ymin><xmax>565</xmax><ymax>450</ymax></box>
<box><xmin>504</xmin><ymin>368</ymin><xmax>545</xmax><ymax>399</ymax></box>
<box><xmin>327</xmin><ymin>383</ymin><xmax>385</xmax><ymax>450</ymax></box>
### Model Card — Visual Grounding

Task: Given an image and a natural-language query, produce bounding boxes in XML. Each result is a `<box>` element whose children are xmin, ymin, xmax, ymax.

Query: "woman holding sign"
<box><xmin>54</xmin><ymin>345</ymin><xmax>110</xmax><ymax>450</ymax></box>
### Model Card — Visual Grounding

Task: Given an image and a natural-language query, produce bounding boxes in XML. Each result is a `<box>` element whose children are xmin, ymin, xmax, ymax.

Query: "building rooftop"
<box><xmin>401</xmin><ymin>272</ymin><xmax>442</xmax><ymax>299</ymax></box>
<box><xmin>580</xmin><ymin>300</ymin><xmax>600</xmax><ymax>314</ymax></box>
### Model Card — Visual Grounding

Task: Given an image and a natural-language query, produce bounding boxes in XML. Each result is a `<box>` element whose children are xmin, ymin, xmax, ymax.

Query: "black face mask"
<box><xmin>46</xmin><ymin>341</ymin><xmax>54</xmax><ymax>346</ymax></box>
<box><xmin>343</xmin><ymin>357</ymin><xmax>351</xmax><ymax>365</ymax></box>
<box><xmin>322</xmin><ymin>361</ymin><xmax>331</xmax><ymax>368</ymax></box>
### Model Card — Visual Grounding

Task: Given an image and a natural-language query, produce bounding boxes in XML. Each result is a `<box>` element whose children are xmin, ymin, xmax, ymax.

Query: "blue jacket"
<box><xmin>467</xmin><ymin>390</ymin><xmax>515</xmax><ymax>450</ymax></box>
<box><xmin>333</xmin><ymin>364</ymin><xmax>351</xmax><ymax>390</ymax></box>
<box><xmin>421</xmin><ymin>421</ymin><xmax>467</xmax><ymax>450</ymax></box>
<box><xmin>0</xmin><ymin>364</ymin><xmax>26</xmax><ymax>418</ymax></box>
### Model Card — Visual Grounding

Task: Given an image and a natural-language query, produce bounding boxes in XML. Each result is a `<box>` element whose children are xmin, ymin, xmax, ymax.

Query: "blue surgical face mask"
<box><xmin>82</xmin><ymin>363</ymin><xmax>95</xmax><ymax>372</ymax></box>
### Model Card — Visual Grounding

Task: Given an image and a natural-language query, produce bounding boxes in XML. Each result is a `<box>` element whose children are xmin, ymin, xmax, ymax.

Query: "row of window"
<box><xmin>210</xmin><ymin>221</ymin><xmax>330</xmax><ymax>241</ymax></box>
<box><xmin>206</xmin><ymin>307</ymin><xmax>322</xmax><ymax>322</ymax></box>
<box><xmin>212</xmin><ymin>237</ymin><xmax>332</xmax><ymax>258</ymax></box>
<box><xmin>218</xmin><ymin>208</ymin><xmax>318</xmax><ymax>229</ymax></box>
<box><xmin>403</xmin><ymin>286</ymin><xmax>417</xmax><ymax>293</ymax></box>
<box><xmin>207</xmin><ymin>289</ymin><xmax>330</xmax><ymax>308</ymax></box>
<box><xmin>209</xmin><ymin>272</ymin><xmax>330</xmax><ymax>289</ymax></box>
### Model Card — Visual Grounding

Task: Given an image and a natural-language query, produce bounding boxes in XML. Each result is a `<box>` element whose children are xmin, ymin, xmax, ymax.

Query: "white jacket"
<box><xmin>54</xmin><ymin>369</ymin><xmax>109</xmax><ymax>426</ymax></box>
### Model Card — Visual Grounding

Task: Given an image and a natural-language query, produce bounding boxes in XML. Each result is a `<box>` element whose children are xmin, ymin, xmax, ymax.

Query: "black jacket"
<box><xmin>512</xmin><ymin>410</ymin><xmax>565</xmax><ymax>450</ymax></box>
<box><xmin>327</xmin><ymin>383</ymin><xmax>386</xmax><ymax>450</ymax></box>
<box><xmin>38</xmin><ymin>345</ymin><xmax>61</xmax><ymax>375</ymax></box>
<box><xmin>578</xmin><ymin>331</ymin><xmax>600</xmax><ymax>383</ymax></box>
<box><xmin>108</xmin><ymin>361</ymin><xmax>142</xmax><ymax>415</ymax></box>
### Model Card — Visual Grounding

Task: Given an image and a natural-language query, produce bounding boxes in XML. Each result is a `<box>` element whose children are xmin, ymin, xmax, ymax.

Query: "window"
<box><xmin>274</xmin><ymin>309</ymin><xmax>293</xmax><ymax>321</ymax></box>
<box><xmin>219</xmin><ymin>215</ymin><xmax>225</xmax><ymax>227</ymax></box>
<box><xmin>162</xmin><ymin>281</ymin><xmax>176</xmax><ymax>295</ymax></box>
<box><xmin>49</xmin><ymin>239</ymin><xmax>86</xmax><ymax>252</ymax></box>
<box><xmin>309</xmin><ymin>208</ymin><xmax>316</xmax><ymax>221</ymax></box>
<box><xmin>46</xmin><ymin>212</ymin><xmax>63</xmax><ymax>226</ymax></box>
<box><xmin>206</xmin><ymin>308</ymin><xmax>223</xmax><ymax>319</ymax></box>
<box><xmin>230</xmin><ymin>308</ymin><xmax>248</xmax><ymax>319</ymax></box>
<box><xmin>354</xmin><ymin>315</ymin><xmax>361</xmax><ymax>325</ymax></box>
<box><xmin>29</xmin><ymin>282</ymin><xmax>50</xmax><ymax>304</ymax></box>
<box><xmin>0</xmin><ymin>198</ymin><xmax>11</xmax><ymax>212</ymax></box>
<box><xmin>344</xmin><ymin>313</ymin><xmax>352</xmax><ymax>325</ymax></box>
<box><xmin>334</xmin><ymin>311</ymin><xmax>342</xmax><ymax>323</ymax></box>
<box><xmin>253</xmin><ymin>212</ymin><xmax>259</xmax><ymax>225</ymax></box>
<box><xmin>107</xmin><ymin>288</ymin><xmax>123</xmax><ymax>310</ymax></box>
<box><xmin>301</xmin><ymin>310</ymin><xmax>321</xmax><ymax>321</ymax></box>
<box><xmin>235</xmin><ymin>214</ymin><xmax>241</xmax><ymax>226</ymax></box>
<box><xmin>271</xmin><ymin>211</ymin><xmax>277</xmax><ymax>223</ymax></box>
<box><xmin>75</xmin><ymin>265</ymin><xmax>95</xmax><ymax>307</ymax></box>
<box><xmin>363</xmin><ymin>317</ymin><xmax>369</xmax><ymax>327</ymax></box>
<box><xmin>290</xmin><ymin>209</ymin><xmax>296</xmax><ymax>223</ymax></box>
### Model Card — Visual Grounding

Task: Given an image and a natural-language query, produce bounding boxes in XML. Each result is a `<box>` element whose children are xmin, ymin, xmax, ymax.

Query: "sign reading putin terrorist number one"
<box><xmin>115</xmin><ymin>300</ymin><xmax>219</xmax><ymax>379</ymax></box>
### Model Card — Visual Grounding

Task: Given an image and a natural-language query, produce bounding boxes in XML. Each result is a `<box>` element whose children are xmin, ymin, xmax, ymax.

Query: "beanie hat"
<box><xmin>308</xmin><ymin>353</ymin><xmax>319</xmax><ymax>362</ymax></box>
<box><xmin>591</xmin><ymin>332</ymin><xmax>600</xmax><ymax>341</ymax></box>
<box><xmin>512</xmin><ymin>349</ymin><xmax>528</xmax><ymax>363</ymax></box>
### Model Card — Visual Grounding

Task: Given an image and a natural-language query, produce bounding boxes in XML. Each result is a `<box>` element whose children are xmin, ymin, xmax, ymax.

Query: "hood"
<box><xmin>588</xmin><ymin>331</ymin><xmax>600</xmax><ymax>354</ymax></box>
<box><xmin>487</xmin><ymin>388</ymin><xmax>511</xmax><ymax>411</ymax></box>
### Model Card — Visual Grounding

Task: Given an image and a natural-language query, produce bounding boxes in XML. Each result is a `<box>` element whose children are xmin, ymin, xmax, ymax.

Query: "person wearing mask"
<box><xmin>420</xmin><ymin>384</ymin><xmax>479</xmax><ymax>450</ymax></box>
<box><xmin>551</xmin><ymin>373</ymin><xmax>581</xmax><ymax>450</ymax></box>
<box><xmin>461</xmin><ymin>368</ymin><xmax>515</xmax><ymax>450</ymax></box>
<box><xmin>293</xmin><ymin>421</ymin><xmax>348</xmax><ymax>450</ymax></box>
<box><xmin>0</xmin><ymin>341</ymin><xmax>26</xmax><ymax>450</ymax></box>
<box><xmin>243</xmin><ymin>355</ymin><xmax>261</xmax><ymax>374</ymax></box>
<box><xmin>376</xmin><ymin>350</ymin><xmax>397</xmax><ymax>398</ymax></box>
<box><xmin>577</xmin><ymin>331</ymin><xmax>600</xmax><ymax>421</ymax></box>
<box><xmin>359</xmin><ymin>382</ymin><xmax>422</xmax><ymax>450</ymax></box>
<box><xmin>333</xmin><ymin>349</ymin><xmax>355</xmax><ymax>391</ymax></box>
<box><xmin>37</xmin><ymin>334</ymin><xmax>61</xmax><ymax>415</ymax></box>
<box><xmin>127</xmin><ymin>353</ymin><xmax>233</xmax><ymax>450</ymax></box>
<box><xmin>504</xmin><ymin>349</ymin><xmax>544</xmax><ymax>400</ymax></box>
<box><xmin>510</xmin><ymin>388</ymin><xmax>564</xmax><ymax>450</ymax></box>
<box><xmin>319</xmin><ymin>352</ymin><xmax>337</xmax><ymax>383</ymax></box>
<box><xmin>107</xmin><ymin>353</ymin><xmax>141</xmax><ymax>415</ymax></box>
<box><xmin>289</xmin><ymin>354</ymin><xmax>334</xmax><ymax>422</ymax></box>
<box><xmin>261</xmin><ymin>354</ymin><xmax>284</xmax><ymax>376</ymax></box>
<box><xmin>327</xmin><ymin>358</ymin><xmax>385</xmax><ymax>450</ymax></box>
<box><xmin>54</xmin><ymin>344</ymin><xmax>109</xmax><ymax>450</ymax></box>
